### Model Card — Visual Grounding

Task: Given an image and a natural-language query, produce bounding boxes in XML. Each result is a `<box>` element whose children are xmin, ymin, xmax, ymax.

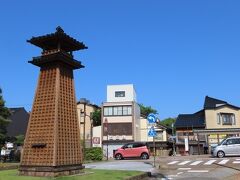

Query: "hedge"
<box><xmin>84</xmin><ymin>147</ymin><xmax>103</xmax><ymax>161</ymax></box>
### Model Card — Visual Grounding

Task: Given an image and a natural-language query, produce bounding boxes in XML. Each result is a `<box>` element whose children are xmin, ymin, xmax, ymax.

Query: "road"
<box><xmin>84</xmin><ymin>159</ymin><xmax>154</xmax><ymax>172</ymax></box>
<box><xmin>156</xmin><ymin>155</ymin><xmax>240</xmax><ymax>179</ymax></box>
<box><xmin>84</xmin><ymin>156</ymin><xmax>240</xmax><ymax>179</ymax></box>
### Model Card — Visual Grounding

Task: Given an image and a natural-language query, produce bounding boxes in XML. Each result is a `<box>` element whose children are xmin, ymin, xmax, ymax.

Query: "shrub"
<box><xmin>85</xmin><ymin>147</ymin><xmax>103</xmax><ymax>161</ymax></box>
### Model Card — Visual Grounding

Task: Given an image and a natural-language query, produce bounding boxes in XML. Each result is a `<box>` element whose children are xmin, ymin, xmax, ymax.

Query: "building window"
<box><xmin>104</xmin><ymin>107</ymin><xmax>113</xmax><ymax>116</ymax></box>
<box><xmin>115</xmin><ymin>91</ymin><xmax>125</xmax><ymax>97</ymax></box>
<box><xmin>155</xmin><ymin>131</ymin><xmax>163</xmax><ymax>141</ymax></box>
<box><xmin>221</xmin><ymin>113</ymin><xmax>235</xmax><ymax>125</ymax></box>
<box><xmin>104</xmin><ymin>106</ymin><xmax>132</xmax><ymax>116</ymax></box>
<box><xmin>123</xmin><ymin>106</ymin><xmax>128</xmax><ymax>115</ymax></box>
<box><xmin>117</xmin><ymin>106</ymin><xmax>123</xmax><ymax>115</ymax></box>
<box><xmin>217</xmin><ymin>113</ymin><xmax>221</xmax><ymax>125</ymax></box>
<box><xmin>128</xmin><ymin>106</ymin><xmax>132</xmax><ymax>115</ymax></box>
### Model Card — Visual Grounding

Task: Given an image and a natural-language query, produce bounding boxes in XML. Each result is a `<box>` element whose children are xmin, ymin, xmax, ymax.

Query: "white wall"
<box><xmin>92</xmin><ymin>126</ymin><xmax>102</xmax><ymax>147</ymax></box>
<box><xmin>103</xmin><ymin>144</ymin><xmax>123</xmax><ymax>159</ymax></box>
<box><xmin>107</xmin><ymin>84</ymin><xmax>136</xmax><ymax>102</ymax></box>
<box><xmin>133</xmin><ymin>102</ymin><xmax>141</xmax><ymax>141</ymax></box>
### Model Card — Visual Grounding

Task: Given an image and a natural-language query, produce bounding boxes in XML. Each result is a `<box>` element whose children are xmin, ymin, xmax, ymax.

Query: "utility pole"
<box><xmin>79</xmin><ymin>98</ymin><xmax>89</xmax><ymax>158</ymax></box>
<box><xmin>172</xmin><ymin>123</ymin><xmax>176</xmax><ymax>156</ymax></box>
<box><xmin>104</xmin><ymin>118</ymin><xmax>109</xmax><ymax>161</ymax></box>
<box><xmin>83</xmin><ymin>102</ymin><xmax>86</xmax><ymax>154</ymax></box>
<box><xmin>153</xmin><ymin>136</ymin><xmax>156</xmax><ymax>167</ymax></box>
<box><xmin>90</xmin><ymin>114</ymin><xmax>93</xmax><ymax>147</ymax></box>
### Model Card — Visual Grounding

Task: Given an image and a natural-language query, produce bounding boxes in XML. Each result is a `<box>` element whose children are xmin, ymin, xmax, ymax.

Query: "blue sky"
<box><xmin>1</xmin><ymin>1</ymin><xmax>240</xmax><ymax>119</ymax></box>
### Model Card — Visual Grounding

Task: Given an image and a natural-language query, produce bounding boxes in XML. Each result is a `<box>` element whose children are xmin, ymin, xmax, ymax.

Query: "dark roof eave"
<box><xmin>205</xmin><ymin>104</ymin><xmax>240</xmax><ymax>110</ymax></box>
<box><xmin>193</xmin><ymin>128</ymin><xmax>240</xmax><ymax>133</ymax></box>
<box><xmin>176</xmin><ymin>126</ymin><xmax>205</xmax><ymax>129</ymax></box>
<box><xmin>27</xmin><ymin>29</ymin><xmax>87</xmax><ymax>52</ymax></box>
<box><xmin>28</xmin><ymin>51</ymin><xmax>84</xmax><ymax>69</ymax></box>
<box><xmin>77</xmin><ymin>101</ymin><xmax>100</xmax><ymax>109</ymax></box>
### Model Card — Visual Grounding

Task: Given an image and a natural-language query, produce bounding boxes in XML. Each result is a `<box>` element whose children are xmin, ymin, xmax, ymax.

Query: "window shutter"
<box><xmin>217</xmin><ymin>113</ymin><xmax>221</xmax><ymax>125</ymax></box>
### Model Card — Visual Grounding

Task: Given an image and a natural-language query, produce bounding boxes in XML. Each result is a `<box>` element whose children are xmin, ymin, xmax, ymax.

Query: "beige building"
<box><xmin>140</xmin><ymin>117</ymin><xmax>172</xmax><ymax>156</ymax></box>
<box><xmin>77</xmin><ymin>98</ymin><xmax>100</xmax><ymax>148</ymax></box>
<box><xmin>195</xmin><ymin>97</ymin><xmax>240</xmax><ymax>146</ymax></box>
<box><xmin>175</xmin><ymin>96</ymin><xmax>240</xmax><ymax>155</ymax></box>
<box><xmin>140</xmin><ymin>117</ymin><xmax>169</xmax><ymax>142</ymax></box>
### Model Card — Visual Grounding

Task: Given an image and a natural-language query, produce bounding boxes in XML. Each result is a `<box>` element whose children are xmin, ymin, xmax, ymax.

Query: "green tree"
<box><xmin>91</xmin><ymin>109</ymin><xmax>101</xmax><ymax>127</ymax></box>
<box><xmin>0</xmin><ymin>88</ymin><xmax>11</xmax><ymax>145</ymax></box>
<box><xmin>161</xmin><ymin>117</ymin><xmax>176</xmax><ymax>128</ymax></box>
<box><xmin>139</xmin><ymin>104</ymin><xmax>158</xmax><ymax>118</ymax></box>
<box><xmin>15</xmin><ymin>134</ymin><xmax>25</xmax><ymax>145</ymax></box>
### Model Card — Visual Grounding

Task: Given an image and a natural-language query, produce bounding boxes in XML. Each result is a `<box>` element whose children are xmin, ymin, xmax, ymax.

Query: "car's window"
<box><xmin>122</xmin><ymin>144</ymin><xmax>128</xmax><ymax>149</ymax></box>
<box><xmin>236</xmin><ymin>138</ymin><xmax>240</xmax><ymax>144</ymax></box>
<box><xmin>220</xmin><ymin>139</ymin><xmax>227</xmax><ymax>145</ymax></box>
<box><xmin>133</xmin><ymin>143</ymin><xmax>143</xmax><ymax>148</ymax></box>
<box><xmin>126</xmin><ymin>144</ymin><xmax>133</xmax><ymax>148</ymax></box>
<box><xmin>227</xmin><ymin>139</ymin><xmax>233</xmax><ymax>145</ymax></box>
<box><xmin>226</xmin><ymin>139</ymin><xmax>239</xmax><ymax>145</ymax></box>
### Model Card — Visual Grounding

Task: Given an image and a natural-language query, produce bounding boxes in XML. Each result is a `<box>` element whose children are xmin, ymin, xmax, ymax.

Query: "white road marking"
<box><xmin>236</xmin><ymin>159</ymin><xmax>240</xmax><ymax>161</ymax></box>
<box><xmin>178</xmin><ymin>168</ymin><xmax>191</xmax><ymax>170</ymax></box>
<box><xmin>188</xmin><ymin>170</ymin><xmax>209</xmax><ymax>173</ymax></box>
<box><xmin>233</xmin><ymin>161</ymin><xmax>240</xmax><ymax>164</ymax></box>
<box><xmin>218</xmin><ymin>159</ymin><xmax>229</xmax><ymax>165</ymax></box>
<box><xmin>167</xmin><ymin>175</ymin><xmax>178</xmax><ymax>177</ymax></box>
<box><xmin>177</xmin><ymin>172</ymin><xmax>183</xmax><ymax>175</ymax></box>
<box><xmin>190</xmin><ymin>161</ymin><xmax>203</xmax><ymax>166</ymax></box>
<box><xmin>168</xmin><ymin>161</ymin><xmax>179</xmax><ymax>165</ymax></box>
<box><xmin>178</xmin><ymin>161</ymin><xmax>191</xmax><ymax>165</ymax></box>
<box><xmin>204</xmin><ymin>160</ymin><xmax>217</xmax><ymax>165</ymax></box>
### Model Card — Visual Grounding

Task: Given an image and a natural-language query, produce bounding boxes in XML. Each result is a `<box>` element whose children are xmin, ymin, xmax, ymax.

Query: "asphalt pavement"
<box><xmin>84</xmin><ymin>155</ymin><xmax>240</xmax><ymax>179</ymax></box>
<box><xmin>84</xmin><ymin>159</ymin><xmax>154</xmax><ymax>172</ymax></box>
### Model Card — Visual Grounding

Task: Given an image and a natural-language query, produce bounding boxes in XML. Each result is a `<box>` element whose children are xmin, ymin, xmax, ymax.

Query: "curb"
<box><xmin>0</xmin><ymin>165</ymin><xmax>19</xmax><ymax>171</ymax></box>
<box><xmin>124</xmin><ymin>172</ymin><xmax>151</xmax><ymax>180</ymax></box>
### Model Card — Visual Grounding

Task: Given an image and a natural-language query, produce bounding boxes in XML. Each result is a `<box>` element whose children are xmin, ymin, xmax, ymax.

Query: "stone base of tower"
<box><xmin>19</xmin><ymin>164</ymin><xmax>85</xmax><ymax>177</ymax></box>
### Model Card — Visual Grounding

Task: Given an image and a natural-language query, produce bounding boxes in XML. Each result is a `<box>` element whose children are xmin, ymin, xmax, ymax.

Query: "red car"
<box><xmin>114</xmin><ymin>142</ymin><xmax>149</xmax><ymax>160</ymax></box>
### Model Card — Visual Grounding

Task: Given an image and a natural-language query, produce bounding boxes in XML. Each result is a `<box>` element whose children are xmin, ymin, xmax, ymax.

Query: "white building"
<box><xmin>102</xmin><ymin>84</ymin><xmax>140</xmax><ymax>158</ymax></box>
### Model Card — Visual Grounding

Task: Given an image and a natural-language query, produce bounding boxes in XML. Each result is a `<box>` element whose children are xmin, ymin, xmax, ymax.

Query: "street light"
<box><xmin>79</xmin><ymin>98</ymin><xmax>90</xmax><ymax>156</ymax></box>
<box><xmin>80</xmin><ymin>112</ymin><xmax>94</xmax><ymax>147</ymax></box>
<box><xmin>104</xmin><ymin>118</ymin><xmax>108</xmax><ymax>161</ymax></box>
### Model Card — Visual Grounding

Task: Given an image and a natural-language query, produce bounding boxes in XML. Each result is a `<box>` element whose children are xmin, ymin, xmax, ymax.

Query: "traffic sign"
<box><xmin>148</xmin><ymin>127</ymin><xmax>157</xmax><ymax>137</ymax></box>
<box><xmin>147</xmin><ymin>113</ymin><xmax>156</xmax><ymax>124</ymax></box>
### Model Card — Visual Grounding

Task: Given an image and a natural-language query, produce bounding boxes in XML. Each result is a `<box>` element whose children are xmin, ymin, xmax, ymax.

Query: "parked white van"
<box><xmin>212</xmin><ymin>137</ymin><xmax>240</xmax><ymax>158</ymax></box>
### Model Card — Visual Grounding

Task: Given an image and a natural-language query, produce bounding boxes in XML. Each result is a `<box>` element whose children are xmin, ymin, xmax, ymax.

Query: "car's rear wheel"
<box><xmin>115</xmin><ymin>153</ymin><xmax>123</xmax><ymax>160</ymax></box>
<box><xmin>141</xmin><ymin>153</ymin><xmax>149</xmax><ymax>159</ymax></box>
<box><xmin>217</xmin><ymin>151</ymin><xmax>225</xmax><ymax>158</ymax></box>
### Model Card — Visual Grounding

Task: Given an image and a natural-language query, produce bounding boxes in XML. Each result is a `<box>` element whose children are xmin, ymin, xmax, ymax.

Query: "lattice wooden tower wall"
<box><xmin>19</xmin><ymin>27</ymin><xmax>87</xmax><ymax>177</ymax></box>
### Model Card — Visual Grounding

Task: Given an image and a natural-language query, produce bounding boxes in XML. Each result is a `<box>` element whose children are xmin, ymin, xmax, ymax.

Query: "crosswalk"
<box><xmin>167</xmin><ymin>158</ymin><xmax>239</xmax><ymax>166</ymax></box>
<box><xmin>204</xmin><ymin>159</ymin><xmax>216</xmax><ymax>165</ymax></box>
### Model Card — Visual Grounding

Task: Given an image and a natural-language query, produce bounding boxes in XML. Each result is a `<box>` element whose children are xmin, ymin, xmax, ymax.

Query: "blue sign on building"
<box><xmin>147</xmin><ymin>113</ymin><xmax>156</xmax><ymax>124</ymax></box>
<box><xmin>148</xmin><ymin>127</ymin><xmax>157</xmax><ymax>137</ymax></box>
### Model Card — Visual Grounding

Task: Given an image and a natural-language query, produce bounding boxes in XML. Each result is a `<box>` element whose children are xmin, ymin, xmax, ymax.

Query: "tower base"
<box><xmin>19</xmin><ymin>164</ymin><xmax>84</xmax><ymax>177</ymax></box>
